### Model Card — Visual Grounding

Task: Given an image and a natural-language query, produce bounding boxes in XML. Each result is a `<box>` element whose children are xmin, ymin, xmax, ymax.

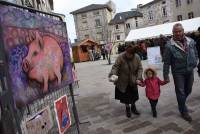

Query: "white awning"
<box><xmin>125</xmin><ymin>17</ymin><xmax>200</xmax><ymax>42</ymax></box>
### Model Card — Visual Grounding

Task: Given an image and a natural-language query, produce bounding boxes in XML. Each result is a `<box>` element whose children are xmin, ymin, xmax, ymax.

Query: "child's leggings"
<box><xmin>149</xmin><ymin>99</ymin><xmax>158</xmax><ymax>111</ymax></box>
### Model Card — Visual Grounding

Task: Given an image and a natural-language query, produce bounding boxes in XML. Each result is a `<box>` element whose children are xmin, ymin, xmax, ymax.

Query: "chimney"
<box><xmin>137</xmin><ymin>4</ymin><xmax>143</xmax><ymax>9</ymax></box>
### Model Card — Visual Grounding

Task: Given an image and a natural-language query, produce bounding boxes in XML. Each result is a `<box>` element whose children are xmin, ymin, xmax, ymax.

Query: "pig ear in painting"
<box><xmin>35</xmin><ymin>30</ymin><xmax>44</xmax><ymax>50</ymax></box>
<box><xmin>38</xmin><ymin>39</ymin><xmax>44</xmax><ymax>50</ymax></box>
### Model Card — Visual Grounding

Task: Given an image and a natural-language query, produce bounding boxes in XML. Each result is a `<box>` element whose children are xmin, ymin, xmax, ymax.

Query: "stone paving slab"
<box><xmin>74</xmin><ymin>57</ymin><xmax>200</xmax><ymax>134</ymax></box>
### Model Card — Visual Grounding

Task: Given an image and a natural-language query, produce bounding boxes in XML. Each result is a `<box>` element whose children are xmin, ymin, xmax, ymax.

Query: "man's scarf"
<box><xmin>173</xmin><ymin>36</ymin><xmax>188</xmax><ymax>52</ymax></box>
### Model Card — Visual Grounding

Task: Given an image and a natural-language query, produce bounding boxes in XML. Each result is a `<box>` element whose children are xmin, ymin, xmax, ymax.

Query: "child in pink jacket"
<box><xmin>137</xmin><ymin>68</ymin><xmax>168</xmax><ymax>118</ymax></box>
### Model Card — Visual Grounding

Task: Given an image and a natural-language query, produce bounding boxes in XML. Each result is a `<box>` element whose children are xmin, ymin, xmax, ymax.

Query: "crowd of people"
<box><xmin>109</xmin><ymin>23</ymin><xmax>200</xmax><ymax>123</ymax></box>
<box><xmin>117</xmin><ymin>36</ymin><xmax>170</xmax><ymax>61</ymax></box>
<box><xmin>87</xmin><ymin>45</ymin><xmax>109</xmax><ymax>61</ymax></box>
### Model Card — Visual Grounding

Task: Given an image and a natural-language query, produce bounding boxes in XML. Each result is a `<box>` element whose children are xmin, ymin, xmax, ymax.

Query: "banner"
<box><xmin>0</xmin><ymin>5</ymin><xmax>73</xmax><ymax>107</ymax></box>
<box><xmin>54</xmin><ymin>95</ymin><xmax>71</xmax><ymax>134</ymax></box>
<box><xmin>147</xmin><ymin>46</ymin><xmax>162</xmax><ymax>69</ymax></box>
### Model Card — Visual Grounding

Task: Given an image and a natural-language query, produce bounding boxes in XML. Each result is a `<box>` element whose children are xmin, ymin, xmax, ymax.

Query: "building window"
<box><xmin>135</xmin><ymin>17</ymin><xmax>138</xmax><ymax>20</ymax></box>
<box><xmin>82</xmin><ymin>21</ymin><xmax>88</xmax><ymax>28</ymax></box>
<box><xmin>126</xmin><ymin>23</ymin><xmax>130</xmax><ymax>29</ymax></box>
<box><xmin>95</xmin><ymin>19</ymin><xmax>101</xmax><ymax>27</ymax></box>
<box><xmin>81</xmin><ymin>13</ymin><xmax>87</xmax><ymax>18</ymax></box>
<box><xmin>148</xmin><ymin>11</ymin><xmax>153</xmax><ymax>20</ymax></box>
<box><xmin>97</xmin><ymin>32</ymin><xmax>103</xmax><ymax>40</ymax></box>
<box><xmin>136</xmin><ymin>21</ymin><xmax>138</xmax><ymax>28</ymax></box>
<box><xmin>93</xmin><ymin>11</ymin><xmax>99</xmax><ymax>15</ymax></box>
<box><xmin>188</xmin><ymin>12</ymin><xmax>194</xmax><ymax>19</ymax></box>
<box><xmin>82</xmin><ymin>21</ymin><xmax>87</xmax><ymax>24</ymax></box>
<box><xmin>162</xmin><ymin>0</ymin><xmax>166</xmax><ymax>4</ymax></box>
<box><xmin>116</xmin><ymin>24</ymin><xmax>119</xmax><ymax>29</ymax></box>
<box><xmin>116</xmin><ymin>35</ymin><xmax>120</xmax><ymax>40</ymax></box>
<box><xmin>85</xmin><ymin>34</ymin><xmax>89</xmax><ymax>38</ymax></box>
<box><xmin>177</xmin><ymin>15</ymin><xmax>182</xmax><ymax>21</ymax></box>
<box><xmin>187</xmin><ymin>0</ymin><xmax>193</xmax><ymax>4</ymax></box>
<box><xmin>176</xmin><ymin>0</ymin><xmax>181</xmax><ymax>7</ymax></box>
<box><xmin>162</xmin><ymin>7</ymin><xmax>167</xmax><ymax>17</ymax></box>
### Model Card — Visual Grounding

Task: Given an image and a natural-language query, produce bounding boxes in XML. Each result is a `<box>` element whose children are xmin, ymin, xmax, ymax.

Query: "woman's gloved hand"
<box><xmin>109</xmin><ymin>75</ymin><xmax>118</xmax><ymax>82</ymax></box>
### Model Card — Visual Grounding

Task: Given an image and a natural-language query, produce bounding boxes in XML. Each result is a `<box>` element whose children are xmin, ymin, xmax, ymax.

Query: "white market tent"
<box><xmin>125</xmin><ymin>17</ymin><xmax>200</xmax><ymax>42</ymax></box>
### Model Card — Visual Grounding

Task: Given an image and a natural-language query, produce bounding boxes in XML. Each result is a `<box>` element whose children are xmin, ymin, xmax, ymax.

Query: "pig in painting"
<box><xmin>22</xmin><ymin>31</ymin><xmax>64</xmax><ymax>93</ymax></box>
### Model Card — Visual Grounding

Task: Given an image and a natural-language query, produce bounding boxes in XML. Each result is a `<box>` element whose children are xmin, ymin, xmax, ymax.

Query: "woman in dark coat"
<box><xmin>109</xmin><ymin>42</ymin><xmax>143</xmax><ymax>118</ymax></box>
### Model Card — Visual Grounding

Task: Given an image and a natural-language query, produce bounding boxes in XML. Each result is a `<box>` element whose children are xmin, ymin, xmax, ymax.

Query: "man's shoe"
<box><xmin>126</xmin><ymin>106</ymin><xmax>131</xmax><ymax>118</ymax></box>
<box><xmin>181</xmin><ymin>113</ymin><xmax>192</xmax><ymax>122</ymax></box>
<box><xmin>131</xmin><ymin>104</ymin><xmax>140</xmax><ymax>115</ymax></box>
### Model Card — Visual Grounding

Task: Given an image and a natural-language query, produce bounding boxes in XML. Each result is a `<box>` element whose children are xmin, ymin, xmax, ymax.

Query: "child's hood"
<box><xmin>144</xmin><ymin>68</ymin><xmax>157</xmax><ymax>79</ymax></box>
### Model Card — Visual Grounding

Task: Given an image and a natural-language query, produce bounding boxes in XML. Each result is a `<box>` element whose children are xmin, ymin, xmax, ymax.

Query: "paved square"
<box><xmin>74</xmin><ymin>56</ymin><xmax>200</xmax><ymax>134</ymax></box>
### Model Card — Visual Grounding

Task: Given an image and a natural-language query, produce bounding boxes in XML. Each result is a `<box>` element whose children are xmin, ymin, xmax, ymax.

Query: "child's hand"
<box><xmin>165</xmin><ymin>80</ymin><xmax>170</xmax><ymax>84</ymax></box>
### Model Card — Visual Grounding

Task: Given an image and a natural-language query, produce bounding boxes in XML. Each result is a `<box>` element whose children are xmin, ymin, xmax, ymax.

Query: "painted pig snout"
<box><xmin>22</xmin><ymin>59</ymin><xmax>30</xmax><ymax>73</ymax></box>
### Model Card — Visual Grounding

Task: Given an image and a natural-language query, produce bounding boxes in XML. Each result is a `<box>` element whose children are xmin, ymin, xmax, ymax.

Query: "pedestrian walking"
<box><xmin>159</xmin><ymin>34</ymin><xmax>169</xmax><ymax>60</ymax></box>
<box><xmin>87</xmin><ymin>47</ymin><xmax>94</xmax><ymax>61</ymax></box>
<box><xmin>137</xmin><ymin>68</ymin><xmax>168</xmax><ymax>118</ymax></box>
<box><xmin>91</xmin><ymin>46</ymin><xmax>96</xmax><ymax>61</ymax></box>
<box><xmin>109</xmin><ymin>42</ymin><xmax>143</xmax><ymax>118</ymax></box>
<box><xmin>195</xmin><ymin>27</ymin><xmax>200</xmax><ymax>76</ymax></box>
<box><xmin>163</xmin><ymin>23</ymin><xmax>198</xmax><ymax>122</ymax></box>
<box><xmin>101</xmin><ymin>46</ymin><xmax>106</xmax><ymax>60</ymax></box>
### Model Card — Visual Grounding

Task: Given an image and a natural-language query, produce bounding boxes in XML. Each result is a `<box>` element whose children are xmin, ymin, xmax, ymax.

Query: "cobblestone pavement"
<box><xmin>74</xmin><ymin>56</ymin><xmax>200</xmax><ymax>134</ymax></box>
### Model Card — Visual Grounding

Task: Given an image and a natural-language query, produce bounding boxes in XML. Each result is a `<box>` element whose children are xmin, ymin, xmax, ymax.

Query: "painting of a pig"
<box><xmin>22</xmin><ymin>31</ymin><xmax>64</xmax><ymax>93</ymax></box>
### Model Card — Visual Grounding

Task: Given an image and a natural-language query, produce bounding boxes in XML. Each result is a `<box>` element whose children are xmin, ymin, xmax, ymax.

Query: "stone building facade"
<box><xmin>71</xmin><ymin>2</ymin><xmax>116</xmax><ymax>45</ymax></box>
<box><xmin>1</xmin><ymin>0</ymin><xmax>54</xmax><ymax>12</ymax></box>
<box><xmin>137</xmin><ymin>0</ymin><xmax>200</xmax><ymax>27</ymax></box>
<box><xmin>109</xmin><ymin>10</ymin><xmax>143</xmax><ymax>53</ymax></box>
<box><xmin>172</xmin><ymin>0</ymin><xmax>200</xmax><ymax>21</ymax></box>
<box><xmin>137</xmin><ymin>0</ymin><xmax>173</xmax><ymax>27</ymax></box>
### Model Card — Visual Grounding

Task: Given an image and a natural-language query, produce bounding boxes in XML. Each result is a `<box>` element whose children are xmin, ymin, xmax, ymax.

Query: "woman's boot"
<box><xmin>126</xmin><ymin>105</ymin><xmax>131</xmax><ymax>118</ymax></box>
<box><xmin>131</xmin><ymin>104</ymin><xmax>140</xmax><ymax>115</ymax></box>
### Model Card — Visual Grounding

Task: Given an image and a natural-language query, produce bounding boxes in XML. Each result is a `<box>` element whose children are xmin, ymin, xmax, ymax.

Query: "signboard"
<box><xmin>0</xmin><ymin>5</ymin><xmax>73</xmax><ymax>108</ymax></box>
<box><xmin>23</xmin><ymin>106</ymin><xmax>53</xmax><ymax>134</ymax></box>
<box><xmin>147</xmin><ymin>46</ymin><xmax>162</xmax><ymax>69</ymax></box>
<box><xmin>54</xmin><ymin>95</ymin><xmax>71</xmax><ymax>134</ymax></box>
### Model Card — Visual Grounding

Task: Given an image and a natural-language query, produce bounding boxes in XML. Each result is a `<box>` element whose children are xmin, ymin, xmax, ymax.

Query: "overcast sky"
<box><xmin>54</xmin><ymin>0</ymin><xmax>152</xmax><ymax>42</ymax></box>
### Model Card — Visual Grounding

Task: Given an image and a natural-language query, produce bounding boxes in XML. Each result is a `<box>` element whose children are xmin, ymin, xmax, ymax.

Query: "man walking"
<box><xmin>163</xmin><ymin>23</ymin><xmax>198</xmax><ymax>122</ymax></box>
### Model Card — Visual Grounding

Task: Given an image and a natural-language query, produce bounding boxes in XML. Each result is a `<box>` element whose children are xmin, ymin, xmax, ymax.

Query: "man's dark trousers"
<box><xmin>173</xmin><ymin>71</ymin><xmax>194</xmax><ymax>114</ymax></box>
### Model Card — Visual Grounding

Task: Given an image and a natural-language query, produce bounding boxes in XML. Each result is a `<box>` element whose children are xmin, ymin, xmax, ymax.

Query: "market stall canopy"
<box><xmin>125</xmin><ymin>17</ymin><xmax>200</xmax><ymax>42</ymax></box>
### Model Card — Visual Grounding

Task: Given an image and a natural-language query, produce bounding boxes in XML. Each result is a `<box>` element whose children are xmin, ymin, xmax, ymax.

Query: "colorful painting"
<box><xmin>0</xmin><ymin>5</ymin><xmax>73</xmax><ymax>107</ymax></box>
<box><xmin>23</xmin><ymin>106</ymin><xmax>53</xmax><ymax>134</ymax></box>
<box><xmin>54</xmin><ymin>95</ymin><xmax>71</xmax><ymax>134</ymax></box>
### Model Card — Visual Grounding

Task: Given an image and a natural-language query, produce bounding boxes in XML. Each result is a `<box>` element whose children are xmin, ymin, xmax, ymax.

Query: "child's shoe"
<box><xmin>152</xmin><ymin>109</ymin><xmax>157</xmax><ymax>118</ymax></box>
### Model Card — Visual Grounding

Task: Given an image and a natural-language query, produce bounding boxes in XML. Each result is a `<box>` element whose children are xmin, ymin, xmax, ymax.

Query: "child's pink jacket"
<box><xmin>138</xmin><ymin>77</ymin><xmax>167</xmax><ymax>100</ymax></box>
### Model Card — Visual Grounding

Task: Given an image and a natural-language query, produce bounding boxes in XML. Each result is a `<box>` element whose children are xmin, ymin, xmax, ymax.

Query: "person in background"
<box><xmin>87</xmin><ymin>46</ymin><xmax>94</xmax><ymax>61</ymax></box>
<box><xmin>101</xmin><ymin>46</ymin><xmax>106</xmax><ymax>60</ymax></box>
<box><xmin>109</xmin><ymin>42</ymin><xmax>143</xmax><ymax>118</ymax></box>
<box><xmin>193</xmin><ymin>27</ymin><xmax>200</xmax><ymax>76</ymax></box>
<box><xmin>163</xmin><ymin>23</ymin><xmax>198</xmax><ymax>122</ymax></box>
<box><xmin>91</xmin><ymin>46</ymin><xmax>96</xmax><ymax>61</ymax></box>
<box><xmin>159</xmin><ymin>34</ymin><xmax>169</xmax><ymax>60</ymax></box>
